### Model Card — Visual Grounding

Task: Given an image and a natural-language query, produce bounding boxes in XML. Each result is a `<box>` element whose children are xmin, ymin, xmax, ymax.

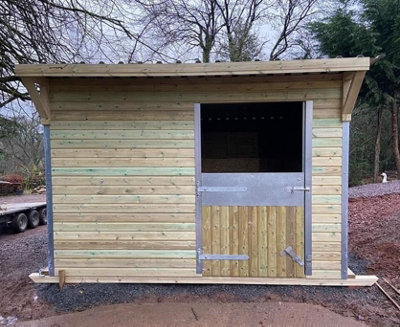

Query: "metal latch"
<box><xmin>289</xmin><ymin>186</ymin><xmax>310</xmax><ymax>193</ymax></box>
<box><xmin>280</xmin><ymin>246</ymin><xmax>304</xmax><ymax>266</ymax></box>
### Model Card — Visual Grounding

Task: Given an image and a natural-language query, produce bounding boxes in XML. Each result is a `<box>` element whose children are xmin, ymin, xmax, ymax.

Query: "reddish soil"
<box><xmin>2</xmin><ymin>193</ymin><xmax>400</xmax><ymax>326</ymax></box>
<box><xmin>0</xmin><ymin>226</ymin><xmax>55</xmax><ymax>325</ymax></box>
<box><xmin>349</xmin><ymin>193</ymin><xmax>400</xmax><ymax>284</ymax></box>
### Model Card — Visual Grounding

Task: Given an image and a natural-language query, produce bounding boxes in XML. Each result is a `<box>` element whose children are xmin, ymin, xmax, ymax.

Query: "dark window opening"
<box><xmin>201</xmin><ymin>102</ymin><xmax>303</xmax><ymax>173</ymax></box>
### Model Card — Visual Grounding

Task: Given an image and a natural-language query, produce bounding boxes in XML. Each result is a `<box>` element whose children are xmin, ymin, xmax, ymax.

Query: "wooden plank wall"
<box><xmin>49</xmin><ymin>74</ymin><xmax>342</xmax><ymax>279</ymax></box>
<box><xmin>202</xmin><ymin>206</ymin><xmax>304</xmax><ymax>278</ymax></box>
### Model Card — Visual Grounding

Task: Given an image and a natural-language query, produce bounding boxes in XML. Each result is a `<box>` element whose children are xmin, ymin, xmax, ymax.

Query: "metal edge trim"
<box><xmin>341</xmin><ymin>122</ymin><xmax>350</xmax><ymax>279</ymax></box>
<box><xmin>304</xmin><ymin>100</ymin><xmax>313</xmax><ymax>275</ymax></box>
<box><xmin>43</xmin><ymin>125</ymin><xmax>55</xmax><ymax>276</ymax></box>
<box><xmin>194</xmin><ymin>103</ymin><xmax>202</xmax><ymax>274</ymax></box>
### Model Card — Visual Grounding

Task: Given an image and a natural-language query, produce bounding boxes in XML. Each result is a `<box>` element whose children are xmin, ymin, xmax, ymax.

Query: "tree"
<box><xmin>310</xmin><ymin>0</ymin><xmax>400</xmax><ymax>180</ymax></box>
<box><xmin>0</xmin><ymin>0</ymin><xmax>152</xmax><ymax>112</ymax></box>
<box><xmin>218</xmin><ymin>22</ymin><xmax>264</xmax><ymax>61</ymax></box>
<box><xmin>136</xmin><ymin>0</ymin><xmax>223</xmax><ymax>63</ymax></box>
<box><xmin>364</xmin><ymin>0</ymin><xmax>400</xmax><ymax>179</ymax></box>
<box><xmin>215</xmin><ymin>0</ymin><xmax>269</xmax><ymax>61</ymax></box>
<box><xmin>138</xmin><ymin>0</ymin><xmax>320</xmax><ymax>63</ymax></box>
<box><xmin>0</xmin><ymin>115</ymin><xmax>43</xmax><ymax>176</ymax></box>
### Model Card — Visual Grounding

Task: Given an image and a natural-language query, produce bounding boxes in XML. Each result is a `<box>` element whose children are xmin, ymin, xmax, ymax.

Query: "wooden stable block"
<box><xmin>17</xmin><ymin>58</ymin><xmax>370</xmax><ymax>286</ymax></box>
<box><xmin>30</xmin><ymin>272</ymin><xmax>378</xmax><ymax>287</ymax></box>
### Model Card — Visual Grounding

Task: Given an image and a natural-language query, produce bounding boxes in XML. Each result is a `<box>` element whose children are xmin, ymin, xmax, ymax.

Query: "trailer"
<box><xmin>0</xmin><ymin>202</ymin><xmax>47</xmax><ymax>233</ymax></box>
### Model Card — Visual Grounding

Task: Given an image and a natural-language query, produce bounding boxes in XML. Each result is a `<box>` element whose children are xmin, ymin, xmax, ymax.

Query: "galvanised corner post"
<box><xmin>43</xmin><ymin>125</ymin><xmax>55</xmax><ymax>276</ymax></box>
<box><xmin>341</xmin><ymin>122</ymin><xmax>350</xmax><ymax>279</ymax></box>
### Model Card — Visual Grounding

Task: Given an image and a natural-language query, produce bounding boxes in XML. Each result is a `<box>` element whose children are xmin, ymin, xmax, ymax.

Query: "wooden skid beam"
<box><xmin>29</xmin><ymin>273</ymin><xmax>378</xmax><ymax>286</ymax></box>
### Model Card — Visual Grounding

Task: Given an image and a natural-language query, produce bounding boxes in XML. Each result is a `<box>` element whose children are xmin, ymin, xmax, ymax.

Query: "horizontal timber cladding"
<box><xmin>51</xmin><ymin>140</ymin><xmax>194</xmax><ymax>149</ymax></box>
<box><xmin>312</xmin><ymin>116</ymin><xmax>342</xmax><ymax>279</ymax></box>
<box><xmin>52</xmin><ymin>186</ymin><xmax>195</xmax><ymax>195</ymax></box>
<box><xmin>54</xmin><ymin>241</ymin><xmax>196</xmax><ymax>251</ymax></box>
<box><xmin>53</xmin><ymin>195</ymin><xmax>195</xmax><ymax>204</ymax></box>
<box><xmin>51</xmin><ymin>158</ymin><xmax>194</xmax><ymax>167</ymax></box>
<box><xmin>54</xmin><ymin>223</ymin><xmax>195</xmax><ymax>232</ymax></box>
<box><xmin>50</xmin><ymin>73</ymin><xmax>342</xmax><ymax>279</ymax></box>
<box><xmin>52</xmin><ymin>176</ymin><xmax>195</xmax><ymax>185</ymax></box>
<box><xmin>52</xmin><ymin>168</ymin><xmax>195</xmax><ymax>176</ymax></box>
<box><xmin>201</xmin><ymin>206</ymin><xmax>305</xmax><ymax>278</ymax></box>
<box><xmin>50</xmin><ymin>130</ymin><xmax>194</xmax><ymax>139</ymax></box>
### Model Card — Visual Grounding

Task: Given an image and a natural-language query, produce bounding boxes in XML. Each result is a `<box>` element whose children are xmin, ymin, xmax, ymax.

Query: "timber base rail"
<box><xmin>29</xmin><ymin>271</ymin><xmax>378</xmax><ymax>287</ymax></box>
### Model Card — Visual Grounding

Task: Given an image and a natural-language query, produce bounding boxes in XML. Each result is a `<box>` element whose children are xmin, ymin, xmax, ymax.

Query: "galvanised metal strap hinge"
<box><xmin>199</xmin><ymin>254</ymin><xmax>249</xmax><ymax>260</ymax></box>
<box><xmin>280</xmin><ymin>246</ymin><xmax>304</xmax><ymax>266</ymax></box>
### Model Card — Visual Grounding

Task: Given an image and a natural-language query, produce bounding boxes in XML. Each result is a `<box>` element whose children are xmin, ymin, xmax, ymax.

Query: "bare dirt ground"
<box><xmin>17</xmin><ymin>302</ymin><xmax>367</xmax><ymax>327</ymax></box>
<box><xmin>1</xmin><ymin>191</ymin><xmax>400</xmax><ymax>326</ymax></box>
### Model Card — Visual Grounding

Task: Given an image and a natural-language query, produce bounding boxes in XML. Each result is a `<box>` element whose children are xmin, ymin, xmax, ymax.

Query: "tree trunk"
<box><xmin>202</xmin><ymin>36</ymin><xmax>212</xmax><ymax>63</ymax></box>
<box><xmin>373</xmin><ymin>106</ymin><xmax>383</xmax><ymax>183</ymax></box>
<box><xmin>391</xmin><ymin>92</ymin><xmax>400</xmax><ymax>179</ymax></box>
<box><xmin>202</xmin><ymin>50</ymin><xmax>210</xmax><ymax>63</ymax></box>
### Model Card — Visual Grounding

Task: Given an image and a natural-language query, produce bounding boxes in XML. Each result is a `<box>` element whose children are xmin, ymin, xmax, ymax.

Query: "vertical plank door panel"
<box><xmin>201</xmin><ymin>206</ymin><xmax>304</xmax><ymax>278</ymax></box>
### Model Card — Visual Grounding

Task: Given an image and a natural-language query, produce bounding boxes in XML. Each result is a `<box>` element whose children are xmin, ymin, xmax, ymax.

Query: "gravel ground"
<box><xmin>349</xmin><ymin>180</ymin><xmax>400</xmax><ymax>198</ymax></box>
<box><xmin>0</xmin><ymin>226</ymin><xmax>53</xmax><ymax>324</ymax></box>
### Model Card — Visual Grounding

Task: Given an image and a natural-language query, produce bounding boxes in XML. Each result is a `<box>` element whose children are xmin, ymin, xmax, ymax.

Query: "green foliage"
<box><xmin>310</xmin><ymin>9</ymin><xmax>379</xmax><ymax>57</ymax></box>
<box><xmin>310</xmin><ymin>0</ymin><xmax>400</xmax><ymax>185</ymax></box>
<box><xmin>349</xmin><ymin>104</ymin><xmax>375</xmax><ymax>185</ymax></box>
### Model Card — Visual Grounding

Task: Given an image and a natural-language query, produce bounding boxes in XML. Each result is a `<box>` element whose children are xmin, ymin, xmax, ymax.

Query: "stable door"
<box><xmin>195</xmin><ymin>102</ymin><xmax>312</xmax><ymax>278</ymax></box>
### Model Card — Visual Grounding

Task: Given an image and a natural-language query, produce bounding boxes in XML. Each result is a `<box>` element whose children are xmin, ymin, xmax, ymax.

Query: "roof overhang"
<box><xmin>15</xmin><ymin>58</ymin><xmax>370</xmax><ymax>124</ymax></box>
<box><xmin>15</xmin><ymin>57</ymin><xmax>370</xmax><ymax>78</ymax></box>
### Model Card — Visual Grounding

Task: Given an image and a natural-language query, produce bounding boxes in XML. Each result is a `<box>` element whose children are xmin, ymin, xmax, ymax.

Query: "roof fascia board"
<box><xmin>15</xmin><ymin>58</ymin><xmax>370</xmax><ymax>78</ymax></box>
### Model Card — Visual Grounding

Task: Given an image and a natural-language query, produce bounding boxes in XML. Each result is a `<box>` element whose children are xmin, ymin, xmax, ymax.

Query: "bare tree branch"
<box><xmin>0</xmin><ymin>0</ymin><xmax>158</xmax><ymax>112</ymax></box>
<box><xmin>269</xmin><ymin>0</ymin><xmax>318</xmax><ymax>60</ymax></box>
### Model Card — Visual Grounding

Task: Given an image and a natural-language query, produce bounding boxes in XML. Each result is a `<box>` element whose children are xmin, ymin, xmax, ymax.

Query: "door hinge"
<box><xmin>199</xmin><ymin>254</ymin><xmax>249</xmax><ymax>260</ymax></box>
